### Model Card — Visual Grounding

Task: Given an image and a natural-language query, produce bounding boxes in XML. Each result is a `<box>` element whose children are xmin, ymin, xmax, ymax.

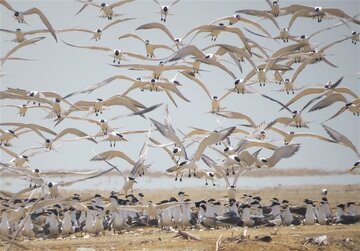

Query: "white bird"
<box><xmin>75</xmin><ymin>0</ymin><xmax>134</xmax><ymax>19</ymax></box>
<box><xmin>164</xmin><ymin>45</ymin><xmax>236</xmax><ymax>79</ymax></box>
<box><xmin>261</xmin><ymin>94</ymin><xmax>311</xmax><ymax>128</ymax></box>
<box><xmin>210</xmin><ymin>14</ymin><xmax>271</xmax><ymax>36</ymax></box>
<box><xmin>111</xmin><ymin>61</ymin><xmax>193</xmax><ymax>79</ymax></box>
<box><xmin>57</xmin><ymin>18</ymin><xmax>135</xmax><ymax>41</ymax></box>
<box><xmin>0</xmin><ymin>0</ymin><xmax>57</xmax><ymax>41</ymax></box>
<box><xmin>33</xmin><ymin>128</ymin><xmax>98</xmax><ymax>150</ymax></box>
<box><xmin>0</xmin><ymin>104</ymin><xmax>50</xmax><ymax>117</ymax></box>
<box><xmin>270</xmin><ymin>127</ymin><xmax>335</xmax><ymax>145</ymax></box>
<box><xmin>153</xmin><ymin>0</ymin><xmax>180</xmax><ymax>22</ymax></box>
<box><xmin>283</xmin><ymin>4</ymin><xmax>360</xmax><ymax>29</ymax></box>
<box><xmin>238</xmin><ymin>143</ymin><xmax>301</xmax><ymax>169</ymax></box>
<box><xmin>0</xmin><ymin>28</ymin><xmax>50</xmax><ymax>43</ymax></box>
<box><xmin>183</xmin><ymin>24</ymin><xmax>252</xmax><ymax>55</ymax></box>
<box><xmin>165</xmin><ymin>126</ymin><xmax>236</xmax><ymax>178</ymax></box>
<box><xmin>136</xmin><ymin>22</ymin><xmax>184</xmax><ymax>48</ymax></box>
<box><xmin>62</xmin><ymin>40</ymin><xmax>156</xmax><ymax>64</ymax></box>
<box><xmin>118</xmin><ymin>33</ymin><xmax>175</xmax><ymax>58</ymax></box>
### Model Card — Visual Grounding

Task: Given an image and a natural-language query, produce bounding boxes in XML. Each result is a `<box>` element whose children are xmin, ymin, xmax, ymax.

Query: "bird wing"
<box><xmin>110</xmin><ymin>0</ymin><xmax>135</xmax><ymax>8</ymax></box>
<box><xmin>309</xmin><ymin>93</ymin><xmax>348</xmax><ymax>112</ymax></box>
<box><xmin>118</xmin><ymin>33</ymin><xmax>145</xmax><ymax>43</ymax></box>
<box><xmin>237</xmin><ymin>16</ymin><xmax>272</xmax><ymax>36</ymax></box>
<box><xmin>269</xmin><ymin>127</ymin><xmax>288</xmax><ymax>138</ymax></box>
<box><xmin>192</xmin><ymin>127</ymin><xmax>236</xmax><ymax>161</ymax></box>
<box><xmin>216</xmin><ymin>111</ymin><xmax>256</xmax><ymax>128</ymax></box>
<box><xmin>266</xmin><ymin>144</ymin><xmax>301</xmax><ymax>167</ymax></box>
<box><xmin>322</xmin><ymin>124</ymin><xmax>359</xmax><ymax>157</ymax></box>
<box><xmin>0</xmin><ymin>145</ymin><xmax>19</xmax><ymax>158</ymax></box>
<box><xmin>165</xmin><ymin>45</ymin><xmax>205</xmax><ymax>62</ymax></box>
<box><xmin>91</xmin><ymin>150</ymin><xmax>135</xmax><ymax>165</ymax></box>
<box><xmin>283</xmin><ymin>87</ymin><xmax>325</xmax><ymax>108</ymax></box>
<box><xmin>235</xmin><ymin>9</ymin><xmax>279</xmax><ymax>29</ymax></box>
<box><xmin>334</xmin><ymin>87</ymin><xmax>359</xmax><ymax>99</ymax></box>
<box><xmin>59</xmin><ymin>166</ymin><xmax>116</xmax><ymax>187</ymax></box>
<box><xmin>66</xmin><ymin>75</ymin><xmax>136</xmax><ymax>98</ymax></box>
<box><xmin>224</xmin><ymin>26</ymin><xmax>253</xmax><ymax>54</ymax></box>
<box><xmin>1</xmin><ymin>37</ymin><xmax>45</xmax><ymax>66</ymax></box>
<box><xmin>170</xmin><ymin>0</ymin><xmax>181</xmax><ymax>7</ymax></box>
<box><xmin>136</xmin><ymin>22</ymin><xmax>175</xmax><ymax>41</ymax></box>
<box><xmin>180</xmin><ymin>71</ymin><xmax>212</xmax><ymax>100</ymax></box>
<box><xmin>122</xmin><ymin>81</ymin><xmax>149</xmax><ymax>96</ymax></box>
<box><xmin>157</xmin><ymin>82</ymin><xmax>190</xmax><ymax>102</ymax></box>
<box><xmin>0</xmin><ymin>122</ymin><xmax>57</xmax><ymax>135</ymax></box>
<box><xmin>74</xmin><ymin>0</ymin><xmax>94</xmax><ymax>15</ymax></box>
<box><xmin>22</xmin><ymin>7</ymin><xmax>57</xmax><ymax>41</ymax></box>
<box><xmin>102</xmin><ymin>18</ymin><xmax>135</xmax><ymax>31</ymax></box>
<box><xmin>323</xmin><ymin>8</ymin><xmax>360</xmax><ymax>24</ymax></box>
<box><xmin>0</xmin><ymin>0</ymin><xmax>15</xmax><ymax>11</ymax></box>
<box><xmin>54</xmin><ymin>128</ymin><xmax>97</xmax><ymax>144</ymax></box>
<box><xmin>324</xmin><ymin>106</ymin><xmax>349</xmax><ymax>122</ymax></box>
<box><xmin>261</xmin><ymin>94</ymin><xmax>293</xmax><ymax>113</ymax></box>
<box><xmin>62</xmin><ymin>40</ymin><xmax>112</xmax><ymax>51</ymax></box>
<box><xmin>56</xmin><ymin>28</ymin><xmax>93</xmax><ymax>34</ymax></box>
<box><xmin>150</xmin><ymin>118</ymin><xmax>188</xmax><ymax>160</ymax></box>
<box><xmin>293</xmin><ymin>132</ymin><xmax>335</xmax><ymax>143</ymax></box>
<box><xmin>0</xmin><ymin>28</ymin><xmax>15</xmax><ymax>34</ymax></box>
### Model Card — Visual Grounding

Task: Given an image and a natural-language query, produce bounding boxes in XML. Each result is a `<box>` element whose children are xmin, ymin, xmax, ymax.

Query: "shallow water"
<box><xmin>1</xmin><ymin>174</ymin><xmax>359</xmax><ymax>193</ymax></box>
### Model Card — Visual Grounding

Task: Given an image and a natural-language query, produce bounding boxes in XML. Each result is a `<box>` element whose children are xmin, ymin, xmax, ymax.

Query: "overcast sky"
<box><xmin>0</xmin><ymin>0</ymin><xmax>359</xmax><ymax>190</ymax></box>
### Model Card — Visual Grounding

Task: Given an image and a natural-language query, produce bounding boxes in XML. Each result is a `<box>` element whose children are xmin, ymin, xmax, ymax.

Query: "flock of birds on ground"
<box><xmin>0</xmin><ymin>0</ymin><xmax>359</xmax><ymax>242</ymax></box>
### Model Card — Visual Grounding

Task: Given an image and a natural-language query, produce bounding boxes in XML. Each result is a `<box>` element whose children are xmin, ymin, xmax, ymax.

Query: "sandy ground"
<box><xmin>1</xmin><ymin>184</ymin><xmax>359</xmax><ymax>251</ymax></box>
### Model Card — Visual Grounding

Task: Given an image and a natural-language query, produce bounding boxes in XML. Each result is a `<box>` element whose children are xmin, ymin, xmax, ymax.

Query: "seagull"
<box><xmin>0</xmin><ymin>104</ymin><xmax>50</xmax><ymax>117</ymax></box>
<box><xmin>238</xmin><ymin>144</ymin><xmax>301</xmax><ymax>169</ymax></box>
<box><xmin>0</xmin><ymin>0</ymin><xmax>57</xmax><ymax>41</ymax></box>
<box><xmin>270</xmin><ymin>127</ymin><xmax>335</xmax><ymax>145</ymax></box>
<box><xmin>32</xmin><ymin>128</ymin><xmax>98</xmax><ymax>150</ymax></box>
<box><xmin>324</xmin><ymin>99</ymin><xmax>360</xmax><ymax>121</ymax></box>
<box><xmin>110</xmin><ymin>61</ymin><xmax>194</xmax><ymax>79</ymax></box>
<box><xmin>0</xmin><ymin>28</ymin><xmax>49</xmax><ymax>43</ymax></box>
<box><xmin>210</xmin><ymin>14</ymin><xmax>271</xmax><ymax>36</ymax></box>
<box><xmin>62</xmin><ymin>40</ymin><xmax>157</xmax><ymax>64</ymax></box>
<box><xmin>63</xmin><ymin>75</ymin><xmax>140</xmax><ymax>98</ymax></box>
<box><xmin>0</xmin><ymin>145</ymin><xmax>44</xmax><ymax>168</ymax></box>
<box><xmin>235</xmin><ymin>8</ymin><xmax>280</xmax><ymax>29</ymax></box>
<box><xmin>164</xmin><ymin>45</ymin><xmax>237</xmax><ymax>79</ymax></box>
<box><xmin>282</xmin><ymin>4</ymin><xmax>360</xmax><ymax>29</ymax></box>
<box><xmin>282</xmin><ymin>77</ymin><xmax>354</xmax><ymax>109</ymax></box>
<box><xmin>182</xmin><ymin>24</ymin><xmax>252</xmax><ymax>55</ymax></box>
<box><xmin>75</xmin><ymin>0</ymin><xmax>134</xmax><ymax>19</ymax></box>
<box><xmin>56</xmin><ymin>103</ymin><xmax>161</xmax><ymax>135</ymax></box>
<box><xmin>153</xmin><ymin>0</ymin><xmax>180</xmax><ymax>22</ymax></box>
<box><xmin>1</xmin><ymin>37</ymin><xmax>45</xmax><ymax>66</ymax></box>
<box><xmin>57</xmin><ymin>18</ymin><xmax>135</xmax><ymax>41</ymax></box>
<box><xmin>261</xmin><ymin>94</ymin><xmax>311</xmax><ymax>128</ymax></box>
<box><xmin>100</xmin><ymin>129</ymin><xmax>147</xmax><ymax>147</ymax></box>
<box><xmin>136</xmin><ymin>22</ymin><xmax>185</xmax><ymax>48</ymax></box>
<box><xmin>91</xmin><ymin>150</ymin><xmax>135</xmax><ymax>165</ymax></box>
<box><xmin>118</xmin><ymin>33</ymin><xmax>175</xmax><ymax>58</ymax></box>
<box><xmin>165</xmin><ymin>126</ymin><xmax>236</xmax><ymax>178</ymax></box>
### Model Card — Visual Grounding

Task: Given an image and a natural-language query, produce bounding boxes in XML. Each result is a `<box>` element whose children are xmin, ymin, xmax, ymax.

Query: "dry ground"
<box><xmin>1</xmin><ymin>184</ymin><xmax>359</xmax><ymax>251</ymax></box>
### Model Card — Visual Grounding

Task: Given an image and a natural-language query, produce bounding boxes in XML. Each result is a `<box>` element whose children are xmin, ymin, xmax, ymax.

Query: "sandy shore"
<box><xmin>1</xmin><ymin>184</ymin><xmax>359</xmax><ymax>251</ymax></box>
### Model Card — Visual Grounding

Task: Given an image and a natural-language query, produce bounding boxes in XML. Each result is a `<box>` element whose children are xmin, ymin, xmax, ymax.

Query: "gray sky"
<box><xmin>0</xmin><ymin>0</ymin><xmax>359</xmax><ymax>187</ymax></box>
